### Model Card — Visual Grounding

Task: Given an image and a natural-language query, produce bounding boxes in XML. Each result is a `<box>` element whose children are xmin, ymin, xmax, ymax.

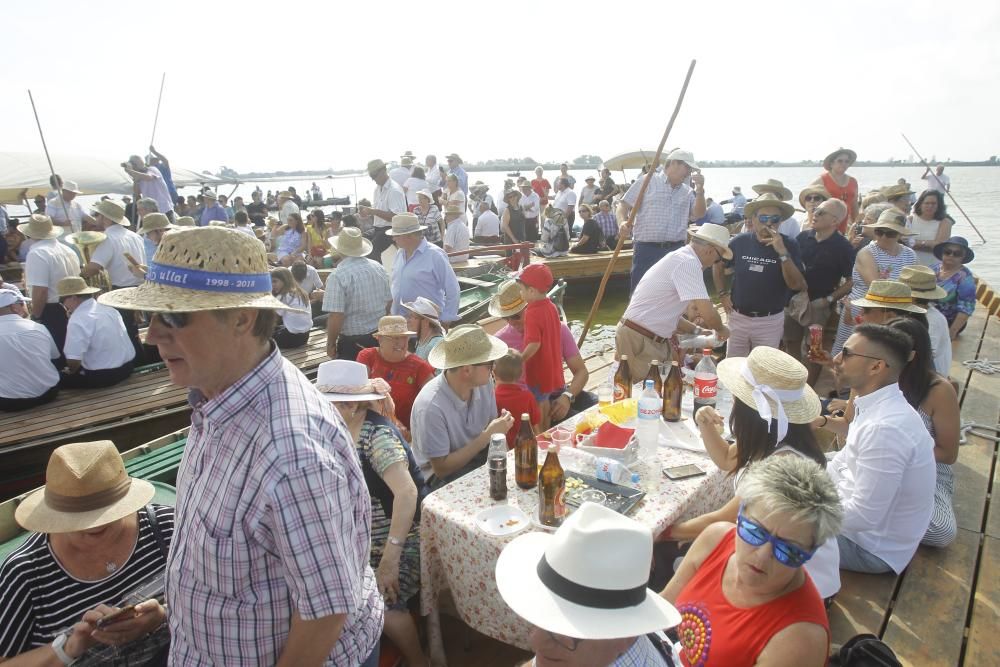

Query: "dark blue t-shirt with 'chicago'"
<box><xmin>727</xmin><ymin>231</ymin><xmax>803</xmax><ymax>315</ymax></box>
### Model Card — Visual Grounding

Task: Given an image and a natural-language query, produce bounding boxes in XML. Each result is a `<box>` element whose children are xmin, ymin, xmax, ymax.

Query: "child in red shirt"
<box><xmin>517</xmin><ymin>263</ymin><xmax>565</xmax><ymax>429</ymax></box>
<box><xmin>493</xmin><ymin>350</ymin><xmax>540</xmax><ymax>448</ymax></box>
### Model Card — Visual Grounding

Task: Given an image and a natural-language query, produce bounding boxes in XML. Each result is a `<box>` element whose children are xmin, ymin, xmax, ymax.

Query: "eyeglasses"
<box><xmin>545</xmin><ymin>631</ymin><xmax>583</xmax><ymax>652</ymax></box>
<box><xmin>841</xmin><ymin>345</ymin><xmax>887</xmax><ymax>367</ymax></box>
<box><xmin>941</xmin><ymin>248</ymin><xmax>965</xmax><ymax>257</ymax></box>
<box><xmin>874</xmin><ymin>229</ymin><xmax>899</xmax><ymax>238</ymax></box>
<box><xmin>151</xmin><ymin>311</ymin><xmax>192</xmax><ymax>329</ymax></box>
<box><xmin>736</xmin><ymin>505</ymin><xmax>815</xmax><ymax>567</ymax></box>
<box><xmin>804</xmin><ymin>195</ymin><xmax>826</xmax><ymax>203</ymax></box>
<box><xmin>714</xmin><ymin>248</ymin><xmax>725</xmax><ymax>264</ymax></box>
<box><xmin>757</xmin><ymin>214</ymin><xmax>783</xmax><ymax>225</ymax></box>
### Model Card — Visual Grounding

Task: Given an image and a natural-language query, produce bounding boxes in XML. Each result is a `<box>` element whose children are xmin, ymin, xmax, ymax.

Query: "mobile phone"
<box><xmin>95</xmin><ymin>604</ymin><xmax>137</xmax><ymax>629</ymax></box>
<box><xmin>663</xmin><ymin>464</ymin><xmax>706</xmax><ymax>481</ymax></box>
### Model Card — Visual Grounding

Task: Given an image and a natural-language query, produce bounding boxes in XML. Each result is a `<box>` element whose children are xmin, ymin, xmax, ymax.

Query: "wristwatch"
<box><xmin>561</xmin><ymin>391</ymin><xmax>574</xmax><ymax>402</ymax></box>
<box><xmin>779</xmin><ymin>254</ymin><xmax>789</xmax><ymax>262</ymax></box>
<box><xmin>51</xmin><ymin>631</ymin><xmax>77</xmax><ymax>666</ymax></box>
<box><xmin>387</xmin><ymin>535</ymin><xmax>405</xmax><ymax>547</ymax></box>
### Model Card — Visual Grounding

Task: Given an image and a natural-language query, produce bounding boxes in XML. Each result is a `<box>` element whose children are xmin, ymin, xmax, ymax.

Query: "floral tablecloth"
<box><xmin>419</xmin><ymin>416</ymin><xmax>733</xmax><ymax>651</ymax></box>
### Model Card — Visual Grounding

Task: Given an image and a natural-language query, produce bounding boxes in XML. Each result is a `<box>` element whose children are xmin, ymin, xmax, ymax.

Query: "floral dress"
<box><xmin>933</xmin><ymin>263</ymin><xmax>976</xmax><ymax>326</ymax></box>
<box><xmin>357</xmin><ymin>413</ymin><xmax>423</xmax><ymax>610</ymax></box>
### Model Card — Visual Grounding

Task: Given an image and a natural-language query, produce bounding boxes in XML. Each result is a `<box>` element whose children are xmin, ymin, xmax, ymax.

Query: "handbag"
<box><xmin>829</xmin><ymin>634</ymin><xmax>902</xmax><ymax>667</ymax></box>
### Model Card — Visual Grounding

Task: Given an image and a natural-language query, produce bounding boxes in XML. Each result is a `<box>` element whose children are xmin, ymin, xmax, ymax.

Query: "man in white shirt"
<box><xmin>922</xmin><ymin>164</ymin><xmax>951</xmax><ymax>193</ymax></box>
<box><xmin>389</xmin><ymin>156</ymin><xmax>413</xmax><ymax>188</ymax></box>
<box><xmin>45</xmin><ymin>180</ymin><xmax>95</xmax><ymax>235</ymax></box>
<box><xmin>615</xmin><ymin>225</ymin><xmax>730</xmax><ymax>379</ymax></box>
<box><xmin>424</xmin><ymin>155</ymin><xmax>444</xmax><ymax>189</ymax></box>
<box><xmin>123</xmin><ymin>155</ymin><xmax>175</xmax><ymax>218</ymax></box>
<box><xmin>0</xmin><ymin>288</ymin><xmax>61</xmax><ymax>410</ymax></box>
<box><xmin>552</xmin><ymin>177</ymin><xmax>578</xmax><ymax>230</ymax></box>
<box><xmin>81</xmin><ymin>199</ymin><xmax>147</xmax><ymax>362</ymax></box>
<box><xmin>828</xmin><ymin>323</ymin><xmax>936</xmax><ymax>574</ymax></box>
<box><xmin>360</xmin><ymin>159</ymin><xmax>408</xmax><ymax>263</ymax></box>
<box><xmin>473</xmin><ymin>201</ymin><xmax>501</xmax><ymax>244</ymax></box>
<box><xmin>443</xmin><ymin>204</ymin><xmax>470</xmax><ymax>263</ymax></box>
<box><xmin>57</xmin><ymin>277</ymin><xmax>135</xmax><ymax>388</ymax></box>
<box><xmin>277</xmin><ymin>191</ymin><xmax>300</xmax><ymax>225</ymax></box>
<box><xmin>23</xmin><ymin>214</ymin><xmax>81</xmax><ymax>357</ymax></box>
<box><xmin>518</xmin><ymin>181</ymin><xmax>541</xmax><ymax>241</ymax></box>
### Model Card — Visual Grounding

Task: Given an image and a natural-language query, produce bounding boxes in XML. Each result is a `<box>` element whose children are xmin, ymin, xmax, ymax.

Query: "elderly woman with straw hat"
<box><xmin>831</xmin><ymin>209</ymin><xmax>917</xmax><ymax>356</ymax></box>
<box><xmin>812</xmin><ymin>147</ymin><xmax>859</xmax><ymax>233</ymax></box>
<box><xmin>315</xmin><ymin>360</ymin><xmax>429</xmax><ymax>667</ymax></box>
<box><xmin>660</xmin><ymin>347</ymin><xmax>841</xmax><ymax>601</ymax></box>
<box><xmin>932</xmin><ymin>235</ymin><xmax>976</xmax><ymax>339</ymax></box>
<box><xmin>22</xmin><ymin>214</ymin><xmax>81</xmax><ymax>354</ymax></box>
<box><xmin>409</xmin><ymin>324</ymin><xmax>514</xmax><ymax>488</ymax></box>
<box><xmin>795</xmin><ymin>184</ymin><xmax>831</xmax><ymax>233</ymax></box>
<box><xmin>0</xmin><ymin>441</ymin><xmax>172</xmax><ymax>664</ymax></box>
<box><xmin>661</xmin><ymin>455</ymin><xmax>842</xmax><ymax>666</ymax></box>
<box><xmin>402</xmin><ymin>296</ymin><xmax>444</xmax><ymax>362</ymax></box>
<box><xmin>357</xmin><ymin>316</ymin><xmax>435</xmax><ymax>435</ymax></box>
<box><xmin>97</xmin><ymin>227</ymin><xmax>384</xmax><ymax>666</ymax></box>
<box><xmin>412</xmin><ymin>189</ymin><xmax>443</xmax><ymax>246</ymax></box>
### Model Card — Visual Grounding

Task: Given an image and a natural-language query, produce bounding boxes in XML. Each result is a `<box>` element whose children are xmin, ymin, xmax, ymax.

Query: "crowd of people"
<box><xmin>0</xmin><ymin>143</ymin><xmax>977</xmax><ymax>667</ymax></box>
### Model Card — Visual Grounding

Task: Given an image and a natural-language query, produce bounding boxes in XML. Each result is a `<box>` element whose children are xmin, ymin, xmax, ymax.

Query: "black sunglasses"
<box><xmin>841</xmin><ymin>346</ymin><xmax>887</xmax><ymax>367</ymax></box>
<box><xmin>941</xmin><ymin>248</ymin><xmax>965</xmax><ymax>257</ymax></box>
<box><xmin>151</xmin><ymin>311</ymin><xmax>192</xmax><ymax>329</ymax></box>
<box><xmin>874</xmin><ymin>229</ymin><xmax>899</xmax><ymax>238</ymax></box>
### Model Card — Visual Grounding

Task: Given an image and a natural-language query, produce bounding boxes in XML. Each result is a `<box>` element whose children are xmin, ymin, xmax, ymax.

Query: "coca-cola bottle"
<box><xmin>693</xmin><ymin>348</ymin><xmax>718</xmax><ymax>416</ymax></box>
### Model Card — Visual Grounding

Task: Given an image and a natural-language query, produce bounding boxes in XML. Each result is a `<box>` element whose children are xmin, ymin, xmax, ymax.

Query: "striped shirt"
<box><xmin>323</xmin><ymin>256</ymin><xmax>393</xmax><ymax>336</ymax></box>
<box><xmin>622</xmin><ymin>172</ymin><xmax>695</xmax><ymax>243</ymax></box>
<box><xmin>595</xmin><ymin>210</ymin><xmax>619</xmax><ymax>239</ymax></box>
<box><xmin>166</xmin><ymin>346</ymin><xmax>382</xmax><ymax>666</ymax></box>
<box><xmin>0</xmin><ymin>505</ymin><xmax>174</xmax><ymax>657</ymax></box>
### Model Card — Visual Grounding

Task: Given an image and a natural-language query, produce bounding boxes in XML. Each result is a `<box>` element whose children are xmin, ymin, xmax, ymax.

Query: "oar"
<box><xmin>27</xmin><ymin>90</ymin><xmax>74</xmax><ymax>234</ymax></box>
<box><xmin>576</xmin><ymin>60</ymin><xmax>697</xmax><ymax>349</ymax></box>
<box><xmin>149</xmin><ymin>73</ymin><xmax>166</xmax><ymax>149</ymax></box>
<box><xmin>901</xmin><ymin>133</ymin><xmax>986</xmax><ymax>245</ymax></box>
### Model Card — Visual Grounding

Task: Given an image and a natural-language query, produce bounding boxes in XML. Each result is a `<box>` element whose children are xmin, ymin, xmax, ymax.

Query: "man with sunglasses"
<box><xmin>715</xmin><ymin>193</ymin><xmax>806</xmax><ymax>358</ymax></box>
<box><xmin>826</xmin><ymin>323</ymin><xmax>936</xmax><ymax>574</ymax></box>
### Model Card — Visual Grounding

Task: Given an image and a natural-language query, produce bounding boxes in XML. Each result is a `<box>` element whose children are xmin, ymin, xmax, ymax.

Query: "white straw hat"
<box><xmin>743</xmin><ymin>193</ymin><xmax>795</xmax><ymax>222</ymax></box>
<box><xmin>427</xmin><ymin>324</ymin><xmax>508</xmax><ymax>370</ymax></box>
<box><xmin>328</xmin><ymin>227</ymin><xmax>373</xmax><ymax>257</ymax></box>
<box><xmin>65</xmin><ymin>230</ymin><xmax>107</xmax><ymax>246</ymax></box>
<box><xmin>314</xmin><ymin>360</ymin><xmax>388</xmax><ymax>402</ymax></box>
<box><xmin>91</xmin><ymin>199</ymin><xmax>130</xmax><ymax>226</ymax></box>
<box><xmin>496</xmin><ymin>502</ymin><xmax>681</xmax><ymax>639</ymax></box>
<box><xmin>717</xmin><ymin>347</ymin><xmax>821</xmax><ymax>442</ymax></box>
<box><xmin>862</xmin><ymin>208</ymin><xmax>916</xmax><ymax>236</ymax></box>
<box><xmin>751</xmin><ymin>179</ymin><xmax>793</xmax><ymax>201</ymax></box>
<box><xmin>383</xmin><ymin>213</ymin><xmax>427</xmax><ymax>237</ymax></box>
<box><xmin>21</xmin><ymin>214</ymin><xmax>64</xmax><ymax>240</ymax></box>
<box><xmin>402</xmin><ymin>296</ymin><xmax>442</xmax><ymax>322</ymax></box>
<box><xmin>687</xmin><ymin>223</ymin><xmax>733</xmax><ymax>260</ymax></box>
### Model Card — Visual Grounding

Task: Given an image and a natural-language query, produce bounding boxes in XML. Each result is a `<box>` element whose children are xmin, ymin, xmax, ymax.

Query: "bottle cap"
<box><xmin>620</xmin><ymin>354</ymin><xmax>628</xmax><ymax>360</ymax></box>
<box><xmin>521</xmin><ymin>412</ymin><xmax>530</xmax><ymax>420</ymax></box>
<box><xmin>703</xmin><ymin>348</ymin><xmax>712</xmax><ymax>355</ymax></box>
<box><xmin>650</xmin><ymin>359</ymin><xmax>659</xmax><ymax>365</ymax></box>
<box><xmin>631</xmin><ymin>472</ymin><xmax>641</xmax><ymax>484</ymax></box>
<box><xmin>644</xmin><ymin>380</ymin><xmax>654</xmax><ymax>389</ymax></box>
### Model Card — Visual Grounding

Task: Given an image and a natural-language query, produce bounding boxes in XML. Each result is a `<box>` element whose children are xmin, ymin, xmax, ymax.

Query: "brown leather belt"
<box><xmin>620</xmin><ymin>318</ymin><xmax>670</xmax><ymax>344</ymax></box>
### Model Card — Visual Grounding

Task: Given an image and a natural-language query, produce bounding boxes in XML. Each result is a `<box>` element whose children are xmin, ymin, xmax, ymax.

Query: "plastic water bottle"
<box><xmin>595</xmin><ymin>457</ymin><xmax>633</xmax><ymax>485</ymax></box>
<box><xmin>637</xmin><ymin>380</ymin><xmax>661</xmax><ymax>492</ymax></box>
<box><xmin>693</xmin><ymin>349</ymin><xmax>719</xmax><ymax>417</ymax></box>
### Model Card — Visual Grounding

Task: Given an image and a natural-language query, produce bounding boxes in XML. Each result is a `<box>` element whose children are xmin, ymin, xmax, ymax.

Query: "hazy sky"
<box><xmin>2</xmin><ymin>0</ymin><xmax>997</xmax><ymax>173</ymax></box>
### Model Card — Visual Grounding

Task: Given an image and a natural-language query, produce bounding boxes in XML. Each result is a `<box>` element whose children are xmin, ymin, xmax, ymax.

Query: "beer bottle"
<box><xmin>646</xmin><ymin>359</ymin><xmax>663</xmax><ymax>398</ymax></box>
<box><xmin>613</xmin><ymin>355</ymin><xmax>632</xmax><ymax>401</ymax></box>
<box><xmin>538</xmin><ymin>441</ymin><xmax>566</xmax><ymax>527</ymax></box>
<box><xmin>662</xmin><ymin>361</ymin><xmax>683</xmax><ymax>422</ymax></box>
<box><xmin>514</xmin><ymin>413</ymin><xmax>538</xmax><ymax>490</ymax></box>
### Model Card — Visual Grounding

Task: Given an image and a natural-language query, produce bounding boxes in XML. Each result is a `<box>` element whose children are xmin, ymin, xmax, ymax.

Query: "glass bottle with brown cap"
<box><xmin>514</xmin><ymin>413</ymin><xmax>538</xmax><ymax>490</ymax></box>
<box><xmin>613</xmin><ymin>355</ymin><xmax>632</xmax><ymax>401</ymax></box>
<box><xmin>645</xmin><ymin>359</ymin><xmax>663</xmax><ymax>398</ymax></box>
<box><xmin>538</xmin><ymin>441</ymin><xmax>566</xmax><ymax>527</ymax></box>
<box><xmin>662</xmin><ymin>361</ymin><xmax>683</xmax><ymax>422</ymax></box>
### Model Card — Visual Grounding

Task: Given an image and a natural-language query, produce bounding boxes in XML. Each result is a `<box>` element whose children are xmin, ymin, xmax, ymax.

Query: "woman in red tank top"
<box><xmin>660</xmin><ymin>456</ymin><xmax>841</xmax><ymax>667</ymax></box>
<box><xmin>815</xmin><ymin>148</ymin><xmax>859</xmax><ymax>234</ymax></box>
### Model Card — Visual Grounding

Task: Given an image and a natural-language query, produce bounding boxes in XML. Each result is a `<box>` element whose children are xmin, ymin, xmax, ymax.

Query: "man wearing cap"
<box><xmin>0</xmin><ymin>286</ymin><xmax>61</xmax><ymax>410</ymax></box>
<box><xmin>496</xmin><ymin>502</ymin><xmax>681</xmax><ymax>666</ymax></box>
<box><xmin>46</xmin><ymin>180</ymin><xmax>95</xmax><ymax>235</ymax></box>
<box><xmin>518</xmin><ymin>181</ymin><xmax>541</xmax><ymax>241</ymax></box>
<box><xmin>721</xmin><ymin>185</ymin><xmax>747</xmax><ymax>220</ymax></box>
<box><xmin>445</xmin><ymin>154</ymin><xmax>468</xmax><ymax>196</ymax></box>
<box><xmin>324</xmin><ymin>227</ymin><xmax>393</xmax><ymax>362</ymax></box>
<box><xmin>715</xmin><ymin>193</ymin><xmax>807</xmax><ymax>358</ymax></box>
<box><xmin>922</xmin><ymin>164</ymin><xmax>951</xmax><ymax>194</ymax></box>
<box><xmin>580</xmin><ymin>175</ymin><xmax>598</xmax><ymax>206</ymax></box>
<box><xmin>123</xmin><ymin>155</ymin><xmax>175</xmax><ymax>219</ymax></box>
<box><xmin>387</xmin><ymin>213</ymin><xmax>461</xmax><ymax>324</ymax></box>
<box><xmin>360</xmin><ymin>159</ymin><xmax>409</xmax><ymax>262</ymax></box>
<box><xmin>199</xmin><ymin>191</ymin><xmax>228</xmax><ymax>227</ymax></box>
<box><xmin>619</xmin><ymin>148</ymin><xmax>707</xmax><ymax>291</ymax></box>
<box><xmin>99</xmin><ymin>227</ymin><xmax>384</xmax><ymax>665</ymax></box>
<box><xmin>80</xmin><ymin>200</ymin><xmax>148</xmax><ymax>362</ymax></box>
<box><xmin>784</xmin><ymin>198</ymin><xmax>855</xmax><ymax>384</ymax></box>
<box><xmin>617</xmin><ymin>225</ymin><xmax>731</xmax><ymax>379</ymax></box>
<box><xmin>23</xmin><ymin>214</ymin><xmax>81</xmax><ymax>356</ymax></box>
<box><xmin>57</xmin><ymin>277</ymin><xmax>135</xmax><ymax>388</ymax></box>
<box><xmin>410</xmin><ymin>324</ymin><xmax>514</xmax><ymax>488</ymax></box>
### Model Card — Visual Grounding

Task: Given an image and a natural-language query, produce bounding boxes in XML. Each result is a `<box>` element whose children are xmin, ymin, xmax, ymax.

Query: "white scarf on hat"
<box><xmin>740</xmin><ymin>363</ymin><xmax>805</xmax><ymax>443</ymax></box>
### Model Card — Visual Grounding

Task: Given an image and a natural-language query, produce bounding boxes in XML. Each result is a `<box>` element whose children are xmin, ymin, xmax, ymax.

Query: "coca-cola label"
<box><xmin>694</xmin><ymin>377</ymin><xmax>718</xmax><ymax>399</ymax></box>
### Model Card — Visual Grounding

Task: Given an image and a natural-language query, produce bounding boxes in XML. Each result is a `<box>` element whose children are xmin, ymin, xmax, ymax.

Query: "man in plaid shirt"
<box><xmin>100</xmin><ymin>227</ymin><xmax>383</xmax><ymax>666</ymax></box>
<box><xmin>594</xmin><ymin>199</ymin><xmax>620</xmax><ymax>249</ymax></box>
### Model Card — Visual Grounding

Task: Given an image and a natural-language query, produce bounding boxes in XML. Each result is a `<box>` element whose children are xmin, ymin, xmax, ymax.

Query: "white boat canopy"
<box><xmin>602</xmin><ymin>150</ymin><xmax>664</xmax><ymax>172</ymax></box>
<box><xmin>0</xmin><ymin>152</ymin><xmax>228</xmax><ymax>204</ymax></box>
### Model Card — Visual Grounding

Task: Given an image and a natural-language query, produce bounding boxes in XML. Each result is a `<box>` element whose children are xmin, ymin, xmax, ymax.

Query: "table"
<box><xmin>419</xmin><ymin>412</ymin><xmax>733</xmax><ymax>656</ymax></box>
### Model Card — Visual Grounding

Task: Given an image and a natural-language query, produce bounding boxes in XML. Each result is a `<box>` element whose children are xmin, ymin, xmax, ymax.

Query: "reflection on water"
<box><xmin>562</xmin><ymin>278</ymin><xmax>630</xmax><ymax>358</ymax></box>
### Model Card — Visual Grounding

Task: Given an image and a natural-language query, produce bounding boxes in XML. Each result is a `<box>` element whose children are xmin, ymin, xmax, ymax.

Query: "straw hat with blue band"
<box><xmin>99</xmin><ymin>227</ymin><xmax>307</xmax><ymax>314</ymax></box>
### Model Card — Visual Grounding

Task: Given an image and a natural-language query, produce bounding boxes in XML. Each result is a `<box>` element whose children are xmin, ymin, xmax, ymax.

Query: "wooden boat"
<box><xmin>539</xmin><ymin>248</ymin><xmax>633</xmax><ymax>281</ymax></box>
<box><xmin>268</xmin><ymin>196</ymin><xmax>351</xmax><ymax>210</ymax></box>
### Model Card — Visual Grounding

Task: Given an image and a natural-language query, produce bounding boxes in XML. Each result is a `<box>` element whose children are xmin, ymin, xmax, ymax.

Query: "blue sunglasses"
<box><xmin>757</xmin><ymin>214</ymin><xmax>783</xmax><ymax>225</ymax></box>
<box><xmin>736</xmin><ymin>504</ymin><xmax>816</xmax><ymax>568</ymax></box>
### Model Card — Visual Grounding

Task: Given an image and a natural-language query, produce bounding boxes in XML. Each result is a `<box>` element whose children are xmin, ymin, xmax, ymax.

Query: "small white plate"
<box><xmin>475</xmin><ymin>505</ymin><xmax>530</xmax><ymax>537</ymax></box>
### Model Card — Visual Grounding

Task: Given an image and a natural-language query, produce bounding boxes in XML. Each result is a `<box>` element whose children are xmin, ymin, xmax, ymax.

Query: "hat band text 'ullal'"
<box><xmin>44</xmin><ymin>477</ymin><xmax>132</xmax><ymax>512</ymax></box>
<box><xmin>146</xmin><ymin>262</ymin><xmax>272</xmax><ymax>293</ymax></box>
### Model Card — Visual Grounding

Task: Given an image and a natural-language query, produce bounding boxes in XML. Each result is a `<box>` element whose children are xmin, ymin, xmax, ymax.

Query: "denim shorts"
<box><xmin>528</xmin><ymin>385</ymin><xmax>567</xmax><ymax>402</ymax></box>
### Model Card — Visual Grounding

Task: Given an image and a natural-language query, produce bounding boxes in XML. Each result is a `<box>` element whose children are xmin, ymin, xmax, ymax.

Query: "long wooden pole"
<box><xmin>149</xmin><ymin>73</ymin><xmax>166</xmax><ymax>148</ymax></box>
<box><xmin>576</xmin><ymin>59</ymin><xmax>697</xmax><ymax>348</ymax></box>
<box><xmin>901</xmin><ymin>133</ymin><xmax>986</xmax><ymax>245</ymax></box>
<box><xmin>27</xmin><ymin>90</ymin><xmax>74</xmax><ymax>232</ymax></box>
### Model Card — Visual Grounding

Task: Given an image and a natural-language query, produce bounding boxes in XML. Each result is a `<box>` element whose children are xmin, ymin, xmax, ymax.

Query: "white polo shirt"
<box><xmin>553</xmin><ymin>188</ymin><xmax>577</xmax><ymax>214</ymax></box>
<box><xmin>444</xmin><ymin>218</ymin><xmax>470</xmax><ymax>263</ymax></box>
<box><xmin>0</xmin><ymin>314</ymin><xmax>60</xmax><ymax>398</ymax></box>
<box><xmin>622</xmin><ymin>244</ymin><xmax>708</xmax><ymax>337</ymax></box>
<box><xmin>279</xmin><ymin>199</ymin><xmax>300</xmax><ymax>225</ymax></box>
<box><xmin>927</xmin><ymin>305</ymin><xmax>952</xmax><ymax>376</ymax></box>
<box><xmin>25</xmin><ymin>239</ymin><xmax>82</xmax><ymax>303</ymax></box>
<box><xmin>373</xmin><ymin>179</ymin><xmax>408</xmax><ymax>229</ymax></box>
<box><xmin>519</xmin><ymin>190</ymin><xmax>541</xmax><ymax>218</ymax></box>
<box><xmin>46</xmin><ymin>198</ymin><xmax>88</xmax><ymax>233</ymax></box>
<box><xmin>475</xmin><ymin>210</ymin><xmax>501</xmax><ymax>238</ymax></box>
<box><xmin>277</xmin><ymin>293</ymin><xmax>313</xmax><ymax>333</ymax></box>
<box><xmin>90</xmin><ymin>224</ymin><xmax>146</xmax><ymax>287</ymax></box>
<box><xmin>64</xmin><ymin>298</ymin><xmax>135</xmax><ymax>370</ymax></box>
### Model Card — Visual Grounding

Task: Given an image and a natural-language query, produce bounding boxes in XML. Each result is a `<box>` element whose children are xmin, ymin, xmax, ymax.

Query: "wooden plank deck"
<box><xmin>540</xmin><ymin>249</ymin><xmax>632</xmax><ymax>282</ymax></box>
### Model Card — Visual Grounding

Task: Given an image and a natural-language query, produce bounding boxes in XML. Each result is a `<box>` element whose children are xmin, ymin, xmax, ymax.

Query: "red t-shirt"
<box><xmin>495</xmin><ymin>382</ymin><xmax>540</xmax><ymax>449</ymax></box>
<box><xmin>356</xmin><ymin>348</ymin><xmax>434</xmax><ymax>429</ymax></box>
<box><xmin>531</xmin><ymin>178</ymin><xmax>551</xmax><ymax>205</ymax></box>
<box><xmin>674</xmin><ymin>528</ymin><xmax>829</xmax><ymax>666</ymax></box>
<box><xmin>522</xmin><ymin>299</ymin><xmax>564</xmax><ymax>394</ymax></box>
<box><xmin>820</xmin><ymin>172</ymin><xmax>859</xmax><ymax>234</ymax></box>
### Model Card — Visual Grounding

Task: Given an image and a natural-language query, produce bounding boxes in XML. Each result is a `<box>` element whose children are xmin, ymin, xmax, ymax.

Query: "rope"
<box><xmin>959</xmin><ymin>421</ymin><xmax>1000</xmax><ymax>445</ymax></box>
<box><xmin>961</xmin><ymin>359</ymin><xmax>1000</xmax><ymax>375</ymax></box>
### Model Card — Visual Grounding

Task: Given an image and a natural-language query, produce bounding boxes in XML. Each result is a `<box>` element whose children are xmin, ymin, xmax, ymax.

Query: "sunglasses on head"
<box><xmin>874</xmin><ymin>229</ymin><xmax>899</xmax><ymax>238</ymax></box>
<box><xmin>757</xmin><ymin>214</ymin><xmax>783</xmax><ymax>225</ymax></box>
<box><xmin>736</xmin><ymin>504</ymin><xmax>815</xmax><ymax>568</ymax></box>
<box><xmin>151</xmin><ymin>311</ymin><xmax>192</xmax><ymax>329</ymax></box>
